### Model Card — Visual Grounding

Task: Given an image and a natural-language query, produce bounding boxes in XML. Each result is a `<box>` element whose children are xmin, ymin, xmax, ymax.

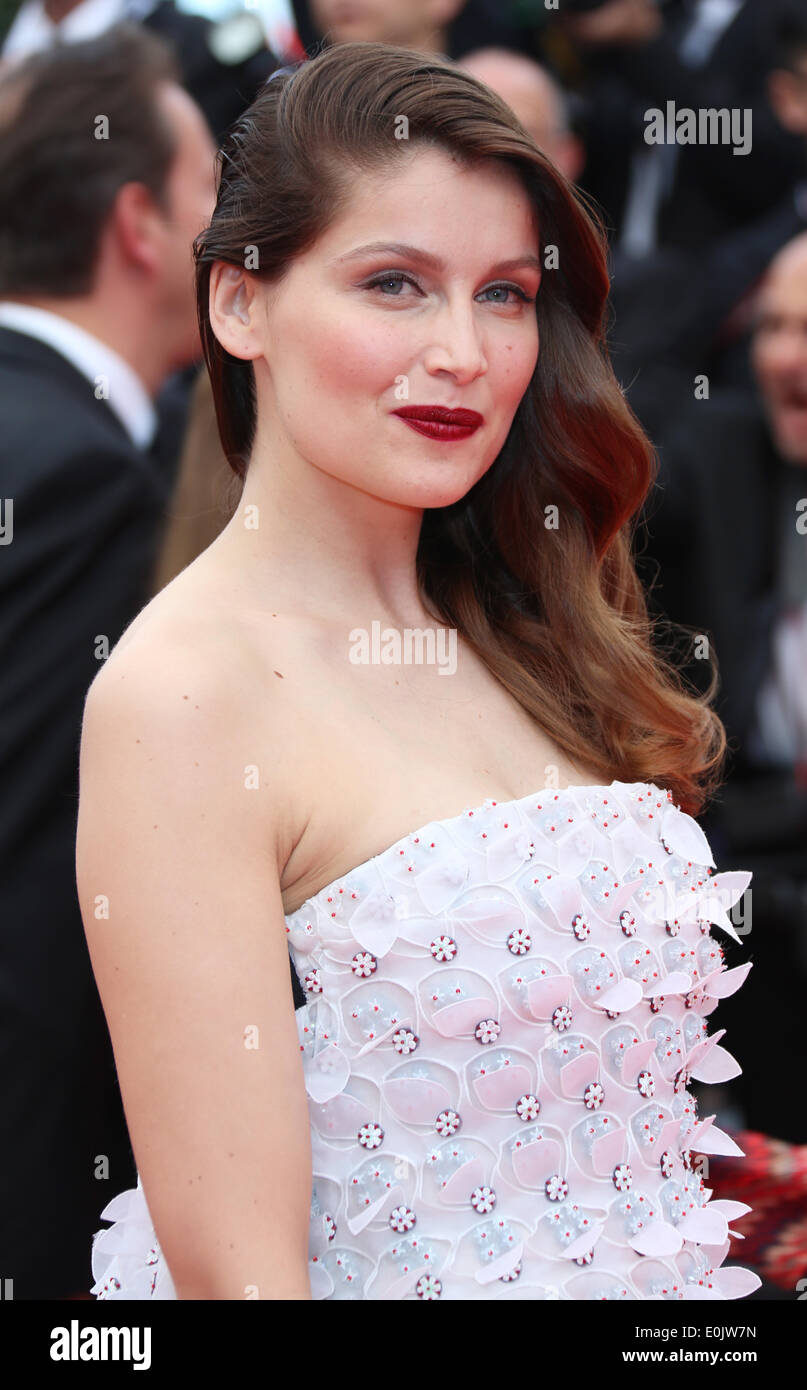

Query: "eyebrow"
<box><xmin>332</xmin><ymin>241</ymin><xmax>542</xmax><ymax>275</ymax></box>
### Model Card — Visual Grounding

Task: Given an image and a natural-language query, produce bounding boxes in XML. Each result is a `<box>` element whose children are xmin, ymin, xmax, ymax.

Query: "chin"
<box><xmin>384</xmin><ymin>475</ymin><xmax>486</xmax><ymax>510</ymax></box>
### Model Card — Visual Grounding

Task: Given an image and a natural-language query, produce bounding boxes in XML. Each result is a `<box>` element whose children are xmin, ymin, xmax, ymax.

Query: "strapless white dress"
<box><xmin>90</xmin><ymin>780</ymin><xmax>760</xmax><ymax>1300</ymax></box>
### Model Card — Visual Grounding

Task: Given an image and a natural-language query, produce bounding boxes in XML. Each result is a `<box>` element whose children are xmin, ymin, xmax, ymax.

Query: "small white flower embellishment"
<box><xmin>513</xmin><ymin>833</ymin><xmax>534</xmax><ymax>860</ymax></box>
<box><xmin>499</xmin><ymin>1261</ymin><xmax>522</xmax><ymax>1282</ymax></box>
<box><xmin>619</xmin><ymin>909</ymin><xmax>637</xmax><ymax>937</ymax></box>
<box><xmin>324</xmin><ymin>1214</ymin><xmax>336</xmax><ymax>1242</ymax></box>
<box><xmin>96</xmin><ymin>1276</ymin><xmax>121</xmax><ymax>1298</ymax></box>
<box><xmin>475</xmin><ymin>1019</ymin><xmax>501</xmax><ymax>1045</ymax></box>
<box><xmin>571</xmin><ymin>912</ymin><xmax>591</xmax><ymax>941</ymax></box>
<box><xmin>435</xmin><ymin>1108</ymin><xmax>461</xmax><ymax>1137</ymax></box>
<box><xmin>430</xmin><ymin>936</ymin><xmax>457</xmax><ymax>962</ymax></box>
<box><xmin>613</xmin><ymin>1163</ymin><xmax>633</xmax><ymax>1191</ymax></box>
<box><xmin>389</xmin><ymin>1205</ymin><xmax>417</xmax><ymax>1232</ymax></box>
<box><xmin>673</xmin><ymin>1066</ymin><xmax>691</xmax><ymax>1094</ymax></box>
<box><xmin>552</xmin><ymin>1004</ymin><xmax>573</xmax><ymax>1032</ymax></box>
<box><xmin>649</xmin><ymin>996</ymin><xmax>665</xmax><ymax>1013</ymax></box>
<box><xmin>545</xmin><ymin>1174</ymin><xmax>569</xmax><ymax>1202</ymax></box>
<box><xmin>351</xmin><ymin>951</ymin><xmax>377</xmax><ymax>978</ymax></box>
<box><xmin>470</xmin><ymin>1185</ymin><xmax>497</xmax><ymax>1213</ymax></box>
<box><xmin>303</xmin><ymin>969</ymin><xmax>322</xmax><ymax>994</ymax></box>
<box><xmin>415</xmin><ymin>1274</ymin><xmax>442</xmax><ymax>1299</ymax></box>
<box><xmin>665</xmin><ymin>918</ymin><xmax>681</xmax><ymax>937</ymax></box>
<box><xmin>583</xmin><ymin>1081</ymin><xmax>605</xmax><ymax>1110</ymax></box>
<box><xmin>637</xmin><ymin>1070</ymin><xmax>655</xmax><ymax>1098</ymax></box>
<box><xmin>516</xmin><ymin>1094</ymin><xmax>541</xmax><ymax>1122</ymax></box>
<box><xmin>145</xmin><ymin>1246</ymin><xmax>160</xmax><ymax>1267</ymax></box>
<box><xmin>357</xmin><ymin>1122</ymin><xmax>384</xmax><ymax>1150</ymax></box>
<box><xmin>507</xmin><ymin>928</ymin><xmax>532</xmax><ymax>955</ymax></box>
<box><xmin>660</xmin><ymin>1151</ymin><xmax>675</xmax><ymax>1179</ymax></box>
<box><xmin>392</xmin><ymin>1028</ymin><xmax>419</xmax><ymax>1054</ymax></box>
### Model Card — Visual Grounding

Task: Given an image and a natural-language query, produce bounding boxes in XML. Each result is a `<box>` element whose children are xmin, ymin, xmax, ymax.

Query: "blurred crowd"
<box><xmin>1</xmin><ymin>0</ymin><xmax>805</xmax><ymax>1299</ymax></box>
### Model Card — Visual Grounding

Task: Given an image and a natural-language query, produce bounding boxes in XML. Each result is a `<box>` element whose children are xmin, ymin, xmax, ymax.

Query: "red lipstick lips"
<box><xmin>392</xmin><ymin>404</ymin><xmax>484</xmax><ymax>441</ymax></box>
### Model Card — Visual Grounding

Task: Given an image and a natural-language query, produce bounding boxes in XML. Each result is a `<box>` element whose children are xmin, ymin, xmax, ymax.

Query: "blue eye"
<box><xmin>364</xmin><ymin>272</ymin><xmax>534</xmax><ymax>304</ymax></box>
<box><xmin>366</xmin><ymin>272</ymin><xmax>416</xmax><ymax>295</ymax></box>
<box><xmin>480</xmin><ymin>284</ymin><xmax>534</xmax><ymax>305</ymax></box>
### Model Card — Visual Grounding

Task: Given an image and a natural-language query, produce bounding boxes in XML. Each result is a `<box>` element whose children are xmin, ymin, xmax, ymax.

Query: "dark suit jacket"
<box><xmin>580</xmin><ymin>0</ymin><xmax>807</xmax><ymax>250</ymax></box>
<box><xmin>0</xmin><ymin>326</ymin><xmax>175</xmax><ymax>1297</ymax></box>
<box><xmin>637</xmin><ymin>391</ymin><xmax>807</xmax><ymax>1140</ymax></box>
<box><xmin>639</xmin><ymin>393</ymin><xmax>779</xmax><ymax>755</ymax></box>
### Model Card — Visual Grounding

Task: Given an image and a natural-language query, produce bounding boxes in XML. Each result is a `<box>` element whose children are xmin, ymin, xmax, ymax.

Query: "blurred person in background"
<box><xmin>0</xmin><ymin>23</ymin><xmax>216</xmax><ymax>1297</ymax></box>
<box><xmin>456</xmin><ymin>45</ymin><xmax>584</xmax><ymax>182</ymax></box>
<box><xmin>636</xmin><ymin>231</ymin><xmax>807</xmax><ymax>1146</ymax></box>
<box><xmin>556</xmin><ymin>0</ymin><xmax>806</xmax><ymax>256</ymax></box>
<box><xmin>291</xmin><ymin>0</ymin><xmax>525</xmax><ymax>61</ymax></box>
<box><xmin>599</xmin><ymin>1</ymin><xmax>807</xmax><ymax>447</ymax></box>
<box><xmin>0</xmin><ymin>0</ymin><xmax>288</xmax><ymax>620</ymax></box>
<box><xmin>633</xmin><ymin>231</ymin><xmax>807</xmax><ymax>1294</ymax></box>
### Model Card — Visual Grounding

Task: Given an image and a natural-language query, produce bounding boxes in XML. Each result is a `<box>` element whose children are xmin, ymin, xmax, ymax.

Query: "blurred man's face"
<box><xmin>155</xmin><ymin>82</ymin><xmax>218</xmax><ymax>367</ymax></box>
<box><xmin>310</xmin><ymin>0</ymin><xmax>458</xmax><ymax>47</ymax></box>
<box><xmin>752</xmin><ymin>248</ymin><xmax>807</xmax><ymax>466</ymax></box>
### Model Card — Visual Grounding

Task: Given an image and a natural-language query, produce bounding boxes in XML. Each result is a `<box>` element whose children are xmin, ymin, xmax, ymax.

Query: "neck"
<box><xmin>216</xmin><ymin>424</ymin><xmax>434</xmax><ymax>630</ymax></box>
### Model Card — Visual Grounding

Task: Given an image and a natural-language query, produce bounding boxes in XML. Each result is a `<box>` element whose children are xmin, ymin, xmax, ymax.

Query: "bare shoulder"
<box><xmin>86</xmin><ymin>546</ymin><xmax>303</xmax><ymax>722</ymax></box>
<box><xmin>80</xmin><ymin>562</ymin><xmax>311</xmax><ymax>874</ymax></box>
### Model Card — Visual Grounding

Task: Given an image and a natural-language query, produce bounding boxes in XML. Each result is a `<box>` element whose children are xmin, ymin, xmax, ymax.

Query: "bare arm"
<box><xmin>76</xmin><ymin>636</ymin><xmax>312</xmax><ymax>1299</ymax></box>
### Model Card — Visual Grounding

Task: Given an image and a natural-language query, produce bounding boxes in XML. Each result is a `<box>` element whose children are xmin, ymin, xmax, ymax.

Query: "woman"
<box><xmin>78</xmin><ymin>42</ymin><xmax>757</xmax><ymax>1300</ymax></box>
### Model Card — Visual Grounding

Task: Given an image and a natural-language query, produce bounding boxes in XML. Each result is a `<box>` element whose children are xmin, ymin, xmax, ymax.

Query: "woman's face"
<box><xmin>230</xmin><ymin>145</ymin><xmax>542</xmax><ymax>510</ymax></box>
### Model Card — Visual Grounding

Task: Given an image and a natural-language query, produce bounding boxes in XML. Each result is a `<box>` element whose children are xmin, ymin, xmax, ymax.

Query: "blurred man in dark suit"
<box><xmin>0</xmin><ymin>24</ymin><xmax>216</xmax><ymax>1297</ymax></box>
<box><xmin>638</xmin><ymin>232</ymin><xmax>807</xmax><ymax>1142</ymax></box>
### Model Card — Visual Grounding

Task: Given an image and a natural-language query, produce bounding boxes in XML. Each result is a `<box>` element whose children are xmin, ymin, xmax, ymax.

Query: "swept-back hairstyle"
<box><xmin>193</xmin><ymin>41</ymin><xmax>725</xmax><ymax>815</ymax></box>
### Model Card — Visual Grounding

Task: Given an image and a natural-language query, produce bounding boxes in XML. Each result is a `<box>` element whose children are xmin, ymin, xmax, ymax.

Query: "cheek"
<box><xmin>496</xmin><ymin>327</ymin><xmax>539</xmax><ymax>400</ymax></box>
<box><xmin>295</xmin><ymin>310</ymin><xmax>401</xmax><ymax>400</ymax></box>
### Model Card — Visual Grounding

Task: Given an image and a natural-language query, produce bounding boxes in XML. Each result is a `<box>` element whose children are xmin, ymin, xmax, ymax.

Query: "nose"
<box><xmin>422</xmin><ymin>298</ymin><xmax>488</xmax><ymax>384</ymax></box>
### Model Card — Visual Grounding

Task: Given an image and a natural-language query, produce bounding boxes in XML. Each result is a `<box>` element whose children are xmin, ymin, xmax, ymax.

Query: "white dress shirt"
<box><xmin>0</xmin><ymin>300</ymin><xmax>157</xmax><ymax>449</ymax></box>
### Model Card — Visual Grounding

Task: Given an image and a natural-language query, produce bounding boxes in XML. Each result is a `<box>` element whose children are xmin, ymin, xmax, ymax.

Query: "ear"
<box><xmin>209</xmin><ymin>261</ymin><xmax>264</xmax><ymax>360</ymax></box>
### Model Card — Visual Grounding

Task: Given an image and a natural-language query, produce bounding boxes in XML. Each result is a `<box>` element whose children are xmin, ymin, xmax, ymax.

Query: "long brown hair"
<box><xmin>193</xmin><ymin>41</ymin><xmax>725</xmax><ymax>816</ymax></box>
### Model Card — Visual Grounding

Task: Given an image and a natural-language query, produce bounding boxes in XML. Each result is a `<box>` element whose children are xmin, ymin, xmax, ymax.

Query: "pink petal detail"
<box><xmin>526</xmin><ymin>974</ymin><xmax>572</xmax><ymax>1019</ymax></box>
